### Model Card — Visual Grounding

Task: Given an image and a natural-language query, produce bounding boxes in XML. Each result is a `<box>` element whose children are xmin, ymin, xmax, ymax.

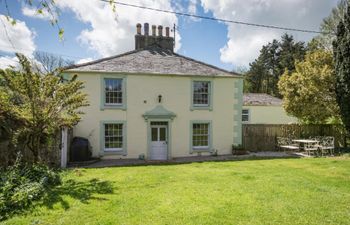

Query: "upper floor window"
<box><xmin>105</xmin><ymin>78</ymin><xmax>123</xmax><ymax>105</ymax></box>
<box><xmin>101</xmin><ymin>76</ymin><xmax>126</xmax><ymax>110</ymax></box>
<box><xmin>242</xmin><ymin>109</ymin><xmax>250</xmax><ymax>122</ymax></box>
<box><xmin>192</xmin><ymin>81</ymin><xmax>212</xmax><ymax>110</ymax></box>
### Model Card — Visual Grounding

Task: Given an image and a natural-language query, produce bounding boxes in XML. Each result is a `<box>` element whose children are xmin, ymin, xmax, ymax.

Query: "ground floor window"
<box><xmin>242</xmin><ymin>109</ymin><xmax>250</xmax><ymax>122</ymax></box>
<box><xmin>192</xmin><ymin>122</ymin><xmax>211</xmax><ymax>150</ymax></box>
<box><xmin>104</xmin><ymin>123</ymin><xmax>123</xmax><ymax>151</ymax></box>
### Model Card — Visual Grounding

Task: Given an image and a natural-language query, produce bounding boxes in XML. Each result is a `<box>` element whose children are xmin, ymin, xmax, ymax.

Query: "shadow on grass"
<box><xmin>42</xmin><ymin>178</ymin><xmax>114</xmax><ymax>210</ymax></box>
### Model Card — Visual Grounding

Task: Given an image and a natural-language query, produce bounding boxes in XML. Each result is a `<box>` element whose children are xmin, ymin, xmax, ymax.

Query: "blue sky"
<box><xmin>0</xmin><ymin>0</ymin><xmax>338</xmax><ymax>71</ymax></box>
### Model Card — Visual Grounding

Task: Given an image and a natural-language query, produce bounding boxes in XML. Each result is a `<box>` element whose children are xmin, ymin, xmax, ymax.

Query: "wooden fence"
<box><xmin>242</xmin><ymin>124</ymin><xmax>348</xmax><ymax>152</ymax></box>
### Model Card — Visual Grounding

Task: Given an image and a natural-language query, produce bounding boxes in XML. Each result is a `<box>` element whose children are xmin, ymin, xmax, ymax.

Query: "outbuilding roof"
<box><xmin>243</xmin><ymin>93</ymin><xmax>283</xmax><ymax>106</ymax></box>
<box><xmin>64</xmin><ymin>47</ymin><xmax>240</xmax><ymax>77</ymax></box>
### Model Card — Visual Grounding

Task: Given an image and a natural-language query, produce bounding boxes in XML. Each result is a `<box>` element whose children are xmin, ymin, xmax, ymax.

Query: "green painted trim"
<box><xmin>146</xmin><ymin>118</ymin><xmax>173</xmax><ymax>160</ymax></box>
<box><xmin>64</xmin><ymin>70</ymin><xmax>244</xmax><ymax>79</ymax></box>
<box><xmin>99</xmin><ymin>120</ymin><xmax>127</xmax><ymax>156</ymax></box>
<box><xmin>143</xmin><ymin>105</ymin><xmax>176</xmax><ymax>120</ymax></box>
<box><xmin>100</xmin><ymin>75</ymin><xmax>127</xmax><ymax>110</ymax></box>
<box><xmin>233</xmin><ymin>79</ymin><xmax>243</xmax><ymax>145</ymax></box>
<box><xmin>190</xmin><ymin>79</ymin><xmax>213</xmax><ymax>111</ymax></box>
<box><xmin>189</xmin><ymin>120</ymin><xmax>213</xmax><ymax>154</ymax></box>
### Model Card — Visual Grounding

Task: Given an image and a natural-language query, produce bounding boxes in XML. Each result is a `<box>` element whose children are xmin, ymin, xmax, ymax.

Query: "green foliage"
<box><xmin>0</xmin><ymin>53</ymin><xmax>88</xmax><ymax>163</ymax></box>
<box><xmin>316</xmin><ymin>0</ymin><xmax>349</xmax><ymax>49</ymax></box>
<box><xmin>278</xmin><ymin>50</ymin><xmax>339</xmax><ymax>123</ymax></box>
<box><xmin>334</xmin><ymin>4</ymin><xmax>350</xmax><ymax>133</ymax></box>
<box><xmin>0</xmin><ymin>154</ymin><xmax>61</xmax><ymax>220</ymax></box>
<box><xmin>245</xmin><ymin>34</ymin><xmax>306</xmax><ymax>97</ymax></box>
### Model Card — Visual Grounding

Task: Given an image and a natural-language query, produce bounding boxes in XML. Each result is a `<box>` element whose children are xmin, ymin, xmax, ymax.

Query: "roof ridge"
<box><xmin>63</xmin><ymin>48</ymin><xmax>144</xmax><ymax>70</ymax></box>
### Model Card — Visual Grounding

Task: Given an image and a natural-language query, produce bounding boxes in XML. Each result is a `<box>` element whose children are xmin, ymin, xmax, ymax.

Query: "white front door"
<box><xmin>150</xmin><ymin>125</ymin><xmax>168</xmax><ymax>160</ymax></box>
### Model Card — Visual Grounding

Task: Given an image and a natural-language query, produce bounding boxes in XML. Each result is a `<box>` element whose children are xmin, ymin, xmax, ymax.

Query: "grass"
<box><xmin>2</xmin><ymin>157</ymin><xmax>350</xmax><ymax>225</ymax></box>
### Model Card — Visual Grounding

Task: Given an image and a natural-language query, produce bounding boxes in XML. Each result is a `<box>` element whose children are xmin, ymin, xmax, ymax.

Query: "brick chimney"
<box><xmin>135</xmin><ymin>23</ymin><xmax>174</xmax><ymax>51</ymax></box>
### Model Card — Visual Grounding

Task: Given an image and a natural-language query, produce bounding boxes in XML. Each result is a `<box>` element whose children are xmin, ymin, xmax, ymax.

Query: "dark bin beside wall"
<box><xmin>70</xmin><ymin>137</ymin><xmax>92</xmax><ymax>162</ymax></box>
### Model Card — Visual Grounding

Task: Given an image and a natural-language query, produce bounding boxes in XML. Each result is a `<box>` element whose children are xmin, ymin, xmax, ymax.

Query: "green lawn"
<box><xmin>2</xmin><ymin>158</ymin><xmax>350</xmax><ymax>225</ymax></box>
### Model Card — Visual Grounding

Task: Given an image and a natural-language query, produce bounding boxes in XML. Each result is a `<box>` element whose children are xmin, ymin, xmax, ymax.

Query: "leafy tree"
<box><xmin>0</xmin><ymin>53</ymin><xmax>88</xmax><ymax>163</ymax></box>
<box><xmin>333</xmin><ymin>4</ymin><xmax>350</xmax><ymax>133</ymax></box>
<box><xmin>316</xmin><ymin>0</ymin><xmax>348</xmax><ymax>49</ymax></box>
<box><xmin>307</xmin><ymin>38</ymin><xmax>326</xmax><ymax>52</ymax></box>
<box><xmin>278</xmin><ymin>50</ymin><xmax>339</xmax><ymax>124</ymax></box>
<box><xmin>278</xmin><ymin>34</ymin><xmax>306</xmax><ymax>74</ymax></box>
<box><xmin>245</xmin><ymin>34</ymin><xmax>306</xmax><ymax>97</ymax></box>
<box><xmin>245</xmin><ymin>59</ymin><xmax>267</xmax><ymax>93</ymax></box>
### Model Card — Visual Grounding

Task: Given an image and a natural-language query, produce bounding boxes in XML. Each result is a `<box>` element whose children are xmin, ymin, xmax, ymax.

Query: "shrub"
<box><xmin>0</xmin><ymin>154</ymin><xmax>61</xmax><ymax>220</ymax></box>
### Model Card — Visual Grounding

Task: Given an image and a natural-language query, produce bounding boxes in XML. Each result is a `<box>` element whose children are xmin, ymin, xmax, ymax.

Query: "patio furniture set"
<box><xmin>276</xmin><ymin>136</ymin><xmax>335</xmax><ymax>156</ymax></box>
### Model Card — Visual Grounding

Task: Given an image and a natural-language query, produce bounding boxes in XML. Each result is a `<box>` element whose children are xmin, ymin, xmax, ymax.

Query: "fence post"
<box><xmin>61</xmin><ymin>127</ymin><xmax>68</xmax><ymax>168</ymax></box>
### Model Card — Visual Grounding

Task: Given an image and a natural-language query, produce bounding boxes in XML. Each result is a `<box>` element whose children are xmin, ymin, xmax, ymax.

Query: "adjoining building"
<box><xmin>242</xmin><ymin>93</ymin><xmax>297</xmax><ymax>124</ymax></box>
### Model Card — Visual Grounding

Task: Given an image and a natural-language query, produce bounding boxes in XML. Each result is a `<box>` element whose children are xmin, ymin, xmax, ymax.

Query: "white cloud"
<box><xmin>56</xmin><ymin>0</ymin><xmax>181</xmax><ymax>57</ymax></box>
<box><xmin>22</xmin><ymin>7</ymin><xmax>52</xmax><ymax>21</ymax></box>
<box><xmin>220</xmin><ymin>30</ymin><xmax>278</xmax><ymax>66</ymax></box>
<box><xmin>0</xmin><ymin>56</ymin><xmax>18</xmax><ymax>69</ymax></box>
<box><xmin>0</xmin><ymin>15</ymin><xmax>36</xmax><ymax>69</ymax></box>
<box><xmin>76</xmin><ymin>57</ymin><xmax>94</xmax><ymax>64</ymax></box>
<box><xmin>200</xmin><ymin>0</ymin><xmax>337</xmax><ymax>67</ymax></box>
<box><xmin>0</xmin><ymin>15</ymin><xmax>36</xmax><ymax>56</ymax></box>
<box><xmin>188</xmin><ymin>0</ymin><xmax>197</xmax><ymax>14</ymax></box>
<box><xmin>187</xmin><ymin>0</ymin><xmax>200</xmax><ymax>22</ymax></box>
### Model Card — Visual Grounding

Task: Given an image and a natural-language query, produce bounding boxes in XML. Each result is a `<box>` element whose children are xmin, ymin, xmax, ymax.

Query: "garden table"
<box><xmin>292</xmin><ymin>139</ymin><xmax>319</xmax><ymax>156</ymax></box>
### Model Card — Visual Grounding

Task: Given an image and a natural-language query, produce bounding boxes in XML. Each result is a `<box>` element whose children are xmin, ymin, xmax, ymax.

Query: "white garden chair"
<box><xmin>319</xmin><ymin>136</ymin><xmax>335</xmax><ymax>156</ymax></box>
<box><xmin>304</xmin><ymin>142</ymin><xmax>319</xmax><ymax>156</ymax></box>
<box><xmin>276</xmin><ymin>137</ymin><xmax>299</xmax><ymax>152</ymax></box>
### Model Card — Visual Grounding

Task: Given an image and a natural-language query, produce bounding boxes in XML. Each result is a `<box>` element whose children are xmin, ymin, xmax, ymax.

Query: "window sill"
<box><xmin>100</xmin><ymin>104</ymin><xmax>126</xmax><ymax>110</ymax></box>
<box><xmin>190</xmin><ymin>106</ymin><xmax>212</xmax><ymax>111</ymax></box>
<box><xmin>191</xmin><ymin>147</ymin><xmax>211</xmax><ymax>153</ymax></box>
<box><xmin>103</xmin><ymin>150</ymin><xmax>126</xmax><ymax>156</ymax></box>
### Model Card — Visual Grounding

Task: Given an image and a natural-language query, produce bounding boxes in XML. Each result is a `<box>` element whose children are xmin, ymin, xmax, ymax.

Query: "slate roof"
<box><xmin>243</xmin><ymin>93</ymin><xmax>283</xmax><ymax>106</ymax></box>
<box><xmin>65</xmin><ymin>47</ymin><xmax>240</xmax><ymax>77</ymax></box>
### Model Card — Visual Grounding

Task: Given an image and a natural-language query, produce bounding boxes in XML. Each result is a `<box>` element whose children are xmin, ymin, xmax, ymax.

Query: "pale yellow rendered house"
<box><xmin>63</xmin><ymin>23</ymin><xmax>243</xmax><ymax>160</ymax></box>
<box><xmin>242</xmin><ymin>93</ymin><xmax>297</xmax><ymax>124</ymax></box>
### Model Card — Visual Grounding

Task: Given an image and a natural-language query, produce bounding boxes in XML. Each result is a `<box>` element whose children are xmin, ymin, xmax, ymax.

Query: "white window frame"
<box><xmin>104</xmin><ymin>78</ymin><xmax>123</xmax><ymax>106</ymax></box>
<box><xmin>100</xmin><ymin>75</ymin><xmax>127</xmax><ymax>110</ymax></box>
<box><xmin>190</xmin><ymin>121</ymin><xmax>212</xmax><ymax>152</ymax></box>
<box><xmin>191</xmin><ymin>80</ymin><xmax>213</xmax><ymax>110</ymax></box>
<box><xmin>103</xmin><ymin>123</ymin><xmax>124</xmax><ymax>152</ymax></box>
<box><xmin>242</xmin><ymin>109</ymin><xmax>250</xmax><ymax>123</ymax></box>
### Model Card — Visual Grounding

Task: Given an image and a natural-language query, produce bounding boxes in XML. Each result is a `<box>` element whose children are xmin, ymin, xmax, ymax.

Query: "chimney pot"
<box><xmin>152</xmin><ymin>25</ymin><xmax>156</xmax><ymax>36</ymax></box>
<box><xmin>144</xmin><ymin>23</ymin><xmax>149</xmax><ymax>36</ymax></box>
<box><xmin>135</xmin><ymin>23</ymin><xmax>174</xmax><ymax>51</ymax></box>
<box><xmin>136</xmin><ymin>23</ymin><xmax>142</xmax><ymax>35</ymax></box>
<box><xmin>165</xmin><ymin>27</ymin><xmax>170</xmax><ymax>37</ymax></box>
<box><xmin>158</xmin><ymin>25</ymin><xmax>163</xmax><ymax>36</ymax></box>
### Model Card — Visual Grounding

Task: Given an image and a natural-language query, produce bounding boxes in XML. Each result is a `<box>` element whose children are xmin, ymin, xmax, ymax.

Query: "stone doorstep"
<box><xmin>68</xmin><ymin>152</ymin><xmax>300</xmax><ymax>168</ymax></box>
